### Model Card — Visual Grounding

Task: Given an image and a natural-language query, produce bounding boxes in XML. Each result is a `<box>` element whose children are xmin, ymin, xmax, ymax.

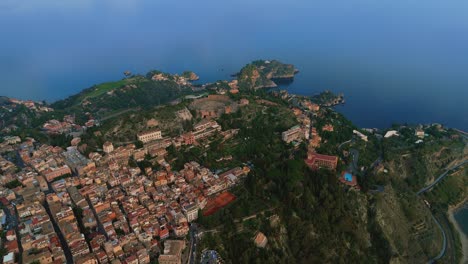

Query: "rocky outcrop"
<box><xmin>236</xmin><ymin>60</ymin><xmax>298</xmax><ymax>90</ymax></box>
<box><xmin>182</xmin><ymin>71</ymin><xmax>200</xmax><ymax>81</ymax></box>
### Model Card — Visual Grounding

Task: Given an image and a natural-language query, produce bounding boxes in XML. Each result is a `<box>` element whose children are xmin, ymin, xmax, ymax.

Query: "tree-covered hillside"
<box><xmin>237</xmin><ymin>60</ymin><xmax>297</xmax><ymax>90</ymax></box>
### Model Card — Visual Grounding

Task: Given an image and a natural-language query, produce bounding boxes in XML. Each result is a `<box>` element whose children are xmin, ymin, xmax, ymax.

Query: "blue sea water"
<box><xmin>454</xmin><ymin>205</ymin><xmax>468</xmax><ymax>237</ymax></box>
<box><xmin>0</xmin><ymin>0</ymin><xmax>467</xmax><ymax>130</ymax></box>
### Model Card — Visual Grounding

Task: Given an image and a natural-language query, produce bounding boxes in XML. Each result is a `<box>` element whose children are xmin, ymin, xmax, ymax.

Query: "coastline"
<box><xmin>448</xmin><ymin>198</ymin><xmax>468</xmax><ymax>264</ymax></box>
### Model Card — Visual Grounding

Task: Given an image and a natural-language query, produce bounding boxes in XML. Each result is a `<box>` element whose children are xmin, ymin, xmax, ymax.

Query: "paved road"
<box><xmin>369</xmin><ymin>156</ymin><xmax>383</xmax><ymax>171</ymax></box>
<box><xmin>99</xmin><ymin>107</ymin><xmax>140</xmax><ymax>121</ymax></box>
<box><xmin>428</xmin><ymin>213</ymin><xmax>447</xmax><ymax>263</ymax></box>
<box><xmin>348</xmin><ymin>148</ymin><xmax>359</xmax><ymax>174</ymax></box>
<box><xmin>43</xmin><ymin>200</ymin><xmax>74</xmax><ymax>263</ymax></box>
<box><xmin>437</xmin><ymin>212</ymin><xmax>457</xmax><ymax>264</ymax></box>
<box><xmin>417</xmin><ymin>160</ymin><xmax>468</xmax><ymax>195</ymax></box>
<box><xmin>3</xmin><ymin>204</ymin><xmax>22</xmax><ymax>263</ymax></box>
<box><xmin>337</xmin><ymin>139</ymin><xmax>352</xmax><ymax>151</ymax></box>
<box><xmin>416</xmin><ymin>160</ymin><xmax>467</xmax><ymax>263</ymax></box>
<box><xmin>188</xmin><ymin>223</ymin><xmax>198</xmax><ymax>264</ymax></box>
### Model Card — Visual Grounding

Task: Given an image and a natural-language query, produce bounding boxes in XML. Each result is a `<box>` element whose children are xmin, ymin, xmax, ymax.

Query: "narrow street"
<box><xmin>43</xmin><ymin>200</ymin><xmax>74</xmax><ymax>263</ymax></box>
<box><xmin>187</xmin><ymin>224</ymin><xmax>198</xmax><ymax>264</ymax></box>
<box><xmin>4</xmin><ymin>204</ymin><xmax>22</xmax><ymax>264</ymax></box>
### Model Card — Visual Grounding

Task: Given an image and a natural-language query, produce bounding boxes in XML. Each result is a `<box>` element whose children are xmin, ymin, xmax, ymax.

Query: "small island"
<box><xmin>310</xmin><ymin>90</ymin><xmax>345</xmax><ymax>106</ymax></box>
<box><xmin>235</xmin><ymin>59</ymin><xmax>299</xmax><ymax>90</ymax></box>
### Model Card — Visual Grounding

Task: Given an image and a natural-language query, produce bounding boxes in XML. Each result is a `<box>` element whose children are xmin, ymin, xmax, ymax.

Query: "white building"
<box><xmin>415</xmin><ymin>130</ymin><xmax>425</xmax><ymax>138</ymax></box>
<box><xmin>3</xmin><ymin>252</ymin><xmax>14</xmax><ymax>264</ymax></box>
<box><xmin>384</xmin><ymin>130</ymin><xmax>400</xmax><ymax>138</ymax></box>
<box><xmin>183</xmin><ymin>203</ymin><xmax>199</xmax><ymax>222</ymax></box>
<box><xmin>282</xmin><ymin>125</ymin><xmax>303</xmax><ymax>143</ymax></box>
<box><xmin>3</xmin><ymin>136</ymin><xmax>21</xmax><ymax>145</ymax></box>
<box><xmin>137</xmin><ymin>130</ymin><xmax>162</xmax><ymax>143</ymax></box>
<box><xmin>353</xmin><ymin>130</ymin><xmax>368</xmax><ymax>142</ymax></box>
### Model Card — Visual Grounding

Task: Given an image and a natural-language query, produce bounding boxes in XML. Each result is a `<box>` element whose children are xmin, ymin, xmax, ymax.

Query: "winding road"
<box><xmin>428</xmin><ymin>214</ymin><xmax>447</xmax><ymax>263</ymax></box>
<box><xmin>417</xmin><ymin>160</ymin><xmax>467</xmax><ymax>264</ymax></box>
<box><xmin>417</xmin><ymin>160</ymin><xmax>468</xmax><ymax>195</ymax></box>
<box><xmin>337</xmin><ymin>139</ymin><xmax>352</xmax><ymax>151</ymax></box>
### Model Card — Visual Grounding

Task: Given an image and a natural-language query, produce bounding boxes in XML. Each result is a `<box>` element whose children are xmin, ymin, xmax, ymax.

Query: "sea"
<box><xmin>0</xmin><ymin>0</ymin><xmax>467</xmax><ymax>130</ymax></box>
<box><xmin>454</xmin><ymin>204</ymin><xmax>468</xmax><ymax>237</ymax></box>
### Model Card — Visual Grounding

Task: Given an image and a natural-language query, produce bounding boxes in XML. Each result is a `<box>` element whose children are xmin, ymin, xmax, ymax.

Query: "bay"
<box><xmin>1</xmin><ymin>0</ymin><xmax>467</xmax><ymax>130</ymax></box>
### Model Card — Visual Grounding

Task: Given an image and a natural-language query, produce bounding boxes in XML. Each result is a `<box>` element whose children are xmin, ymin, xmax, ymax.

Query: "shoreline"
<box><xmin>448</xmin><ymin>198</ymin><xmax>468</xmax><ymax>264</ymax></box>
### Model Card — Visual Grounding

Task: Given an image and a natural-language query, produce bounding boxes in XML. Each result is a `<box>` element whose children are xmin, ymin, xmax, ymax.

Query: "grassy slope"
<box><xmin>375</xmin><ymin>185</ymin><xmax>443</xmax><ymax>263</ymax></box>
<box><xmin>83</xmin><ymin>80</ymin><xmax>128</xmax><ymax>100</ymax></box>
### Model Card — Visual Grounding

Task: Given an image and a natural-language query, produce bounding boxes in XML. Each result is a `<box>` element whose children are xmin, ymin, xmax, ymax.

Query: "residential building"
<box><xmin>158</xmin><ymin>240</ymin><xmax>186</xmax><ymax>264</ymax></box>
<box><xmin>183</xmin><ymin>203</ymin><xmax>198</xmax><ymax>222</ymax></box>
<box><xmin>137</xmin><ymin>130</ymin><xmax>162</xmax><ymax>143</ymax></box>
<box><xmin>282</xmin><ymin>125</ymin><xmax>303</xmax><ymax>143</ymax></box>
<box><xmin>3</xmin><ymin>252</ymin><xmax>14</xmax><ymax>264</ymax></box>
<box><xmin>23</xmin><ymin>249</ymin><xmax>53</xmax><ymax>264</ymax></box>
<box><xmin>182</xmin><ymin>133</ymin><xmax>195</xmax><ymax>145</ymax></box>
<box><xmin>63</xmin><ymin>147</ymin><xmax>96</xmax><ymax>176</ymax></box>
<box><xmin>415</xmin><ymin>129</ymin><xmax>425</xmax><ymax>138</ymax></box>
<box><xmin>194</xmin><ymin>119</ymin><xmax>217</xmax><ymax>132</ymax></box>
<box><xmin>103</xmin><ymin>142</ymin><xmax>114</xmax><ymax>154</ymax></box>
<box><xmin>254</xmin><ymin>232</ymin><xmax>268</xmax><ymax>248</ymax></box>
<box><xmin>42</xmin><ymin>165</ymin><xmax>72</xmax><ymax>182</ymax></box>
<box><xmin>3</xmin><ymin>136</ymin><xmax>21</xmax><ymax>145</ymax></box>
<box><xmin>305</xmin><ymin>152</ymin><xmax>338</xmax><ymax>170</ymax></box>
<box><xmin>147</xmin><ymin>118</ymin><xmax>159</xmax><ymax>128</ymax></box>
<box><xmin>239</xmin><ymin>98</ymin><xmax>249</xmax><ymax>106</ymax></box>
<box><xmin>322</xmin><ymin>124</ymin><xmax>334</xmax><ymax>132</ymax></box>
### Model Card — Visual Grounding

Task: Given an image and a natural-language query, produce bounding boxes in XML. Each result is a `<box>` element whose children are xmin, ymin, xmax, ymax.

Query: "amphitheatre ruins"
<box><xmin>189</xmin><ymin>95</ymin><xmax>238</xmax><ymax>119</ymax></box>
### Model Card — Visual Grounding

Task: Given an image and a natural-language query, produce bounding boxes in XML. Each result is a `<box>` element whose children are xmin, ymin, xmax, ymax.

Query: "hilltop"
<box><xmin>51</xmin><ymin>71</ymin><xmax>200</xmax><ymax>118</ymax></box>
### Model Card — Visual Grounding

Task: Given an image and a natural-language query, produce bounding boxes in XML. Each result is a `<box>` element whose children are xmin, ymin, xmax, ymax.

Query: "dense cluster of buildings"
<box><xmin>0</xmin><ymin>115</ymin><xmax>249</xmax><ymax>264</ymax></box>
<box><xmin>151</xmin><ymin>72</ymin><xmax>197</xmax><ymax>87</ymax></box>
<box><xmin>135</xmin><ymin>119</ymin><xmax>229</xmax><ymax>149</ymax></box>
<box><xmin>284</xmin><ymin>101</ymin><xmax>340</xmax><ymax>171</ymax></box>
<box><xmin>3</xmin><ymin>98</ymin><xmax>53</xmax><ymax>113</ymax></box>
<box><xmin>42</xmin><ymin>115</ymin><xmax>98</xmax><ymax>135</ymax></box>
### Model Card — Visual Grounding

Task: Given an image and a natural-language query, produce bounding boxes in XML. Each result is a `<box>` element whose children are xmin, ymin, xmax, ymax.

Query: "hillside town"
<box><xmin>1</xmin><ymin>60</ymin><xmax>466</xmax><ymax>264</ymax></box>
<box><xmin>0</xmin><ymin>109</ymin><xmax>251</xmax><ymax>264</ymax></box>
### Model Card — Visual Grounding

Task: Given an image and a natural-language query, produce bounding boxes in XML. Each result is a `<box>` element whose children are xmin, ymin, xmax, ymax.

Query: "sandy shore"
<box><xmin>448</xmin><ymin>200</ymin><xmax>468</xmax><ymax>264</ymax></box>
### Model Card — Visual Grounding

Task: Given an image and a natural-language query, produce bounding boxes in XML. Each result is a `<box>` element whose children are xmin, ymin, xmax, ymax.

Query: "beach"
<box><xmin>448</xmin><ymin>199</ymin><xmax>468</xmax><ymax>264</ymax></box>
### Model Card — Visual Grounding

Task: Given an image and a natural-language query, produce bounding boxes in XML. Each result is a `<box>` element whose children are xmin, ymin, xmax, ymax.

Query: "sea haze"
<box><xmin>0</xmin><ymin>0</ymin><xmax>467</xmax><ymax>130</ymax></box>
